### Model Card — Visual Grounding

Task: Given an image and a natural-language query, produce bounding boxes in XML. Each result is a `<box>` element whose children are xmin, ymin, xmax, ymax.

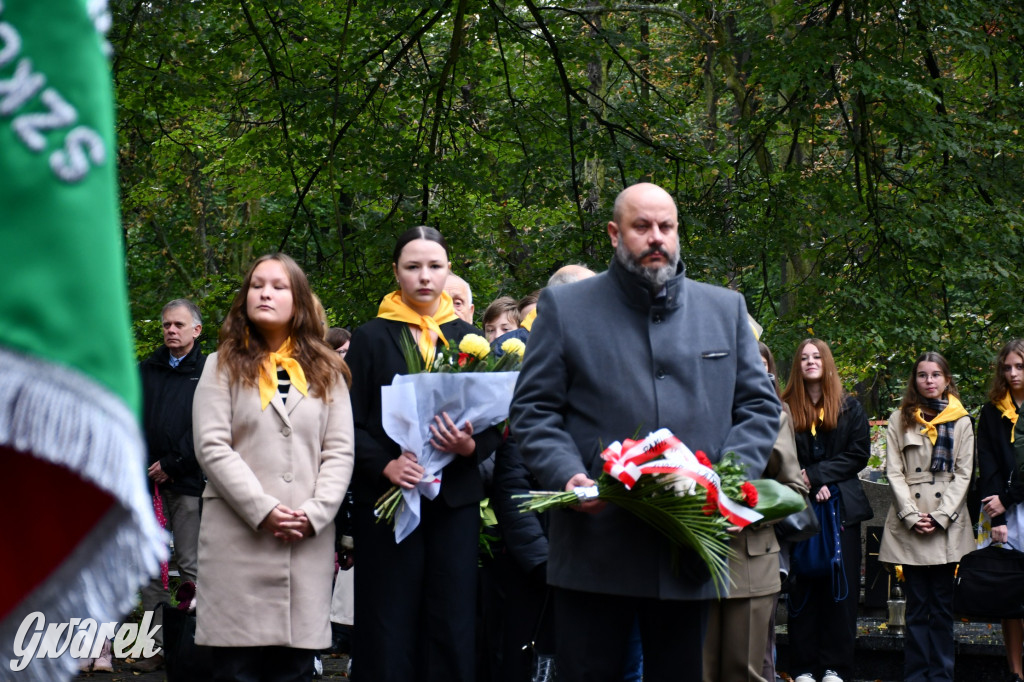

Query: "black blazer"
<box><xmin>793</xmin><ymin>395</ymin><xmax>873</xmax><ymax>526</ymax></box>
<box><xmin>346</xmin><ymin>316</ymin><xmax>502</xmax><ymax>507</ymax></box>
<box><xmin>977</xmin><ymin>401</ymin><xmax>1024</xmax><ymax>528</ymax></box>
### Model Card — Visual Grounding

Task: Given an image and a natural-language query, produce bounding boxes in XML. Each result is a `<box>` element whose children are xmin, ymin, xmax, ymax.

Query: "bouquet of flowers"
<box><xmin>407</xmin><ymin>331</ymin><xmax>525</xmax><ymax>373</ymax></box>
<box><xmin>517</xmin><ymin>428</ymin><xmax>805</xmax><ymax>593</ymax></box>
<box><xmin>376</xmin><ymin>332</ymin><xmax>523</xmax><ymax>542</ymax></box>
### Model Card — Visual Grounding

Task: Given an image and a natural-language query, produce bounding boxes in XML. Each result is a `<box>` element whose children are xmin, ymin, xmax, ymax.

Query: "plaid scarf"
<box><xmin>914</xmin><ymin>396</ymin><xmax>964</xmax><ymax>473</ymax></box>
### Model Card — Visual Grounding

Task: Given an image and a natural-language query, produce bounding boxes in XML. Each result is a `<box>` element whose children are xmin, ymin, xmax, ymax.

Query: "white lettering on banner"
<box><xmin>0</xmin><ymin>58</ymin><xmax>45</xmax><ymax>116</ymax></box>
<box><xmin>9</xmin><ymin>611</ymin><xmax>162</xmax><ymax>673</ymax></box>
<box><xmin>0</xmin><ymin>2</ymin><xmax>107</xmax><ymax>183</ymax></box>
<box><xmin>0</xmin><ymin>21</ymin><xmax>19</xmax><ymax>67</ymax></box>
<box><xmin>87</xmin><ymin>0</ymin><xmax>114</xmax><ymax>56</ymax></box>
<box><xmin>51</xmin><ymin>126</ymin><xmax>106</xmax><ymax>182</ymax></box>
<box><xmin>13</xmin><ymin>87</ymin><xmax>77</xmax><ymax>150</ymax></box>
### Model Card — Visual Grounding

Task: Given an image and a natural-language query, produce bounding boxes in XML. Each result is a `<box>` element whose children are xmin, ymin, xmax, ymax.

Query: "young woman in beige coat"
<box><xmin>703</xmin><ymin>342</ymin><xmax>807</xmax><ymax>682</ymax></box>
<box><xmin>193</xmin><ymin>253</ymin><xmax>354</xmax><ymax>682</ymax></box>
<box><xmin>879</xmin><ymin>351</ymin><xmax>974</xmax><ymax>682</ymax></box>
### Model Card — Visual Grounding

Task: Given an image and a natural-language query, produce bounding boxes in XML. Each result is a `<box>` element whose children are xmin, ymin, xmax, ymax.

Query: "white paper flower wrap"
<box><xmin>381</xmin><ymin>371</ymin><xmax>519</xmax><ymax>542</ymax></box>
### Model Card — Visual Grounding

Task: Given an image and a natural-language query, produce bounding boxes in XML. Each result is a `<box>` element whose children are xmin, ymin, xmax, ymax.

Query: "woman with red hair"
<box><xmin>782</xmin><ymin>339</ymin><xmax>871</xmax><ymax>682</ymax></box>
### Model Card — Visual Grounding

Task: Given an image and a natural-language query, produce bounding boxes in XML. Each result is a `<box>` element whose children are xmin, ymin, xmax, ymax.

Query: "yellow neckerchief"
<box><xmin>994</xmin><ymin>391</ymin><xmax>1020</xmax><ymax>443</ymax></box>
<box><xmin>258</xmin><ymin>337</ymin><xmax>308</xmax><ymax>410</ymax></box>
<box><xmin>913</xmin><ymin>394</ymin><xmax>969</xmax><ymax>445</ymax></box>
<box><xmin>520</xmin><ymin>308</ymin><xmax>537</xmax><ymax>332</ymax></box>
<box><xmin>377</xmin><ymin>290</ymin><xmax>458</xmax><ymax>367</ymax></box>
<box><xmin>810</xmin><ymin>407</ymin><xmax>824</xmax><ymax>437</ymax></box>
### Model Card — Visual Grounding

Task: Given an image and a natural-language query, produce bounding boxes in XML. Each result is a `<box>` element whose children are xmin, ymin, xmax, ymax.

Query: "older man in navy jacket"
<box><xmin>509</xmin><ymin>183</ymin><xmax>780</xmax><ymax>682</ymax></box>
<box><xmin>136</xmin><ymin>299</ymin><xmax>206</xmax><ymax>671</ymax></box>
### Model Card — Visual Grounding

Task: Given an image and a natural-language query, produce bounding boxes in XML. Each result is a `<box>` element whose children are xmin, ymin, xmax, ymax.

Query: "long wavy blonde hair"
<box><xmin>217</xmin><ymin>253</ymin><xmax>350</xmax><ymax>399</ymax></box>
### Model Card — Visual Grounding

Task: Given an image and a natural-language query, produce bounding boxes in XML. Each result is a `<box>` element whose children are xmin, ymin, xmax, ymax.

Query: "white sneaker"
<box><xmin>821</xmin><ymin>670</ymin><xmax>844</xmax><ymax>682</ymax></box>
<box><xmin>794</xmin><ymin>674</ymin><xmax>815</xmax><ymax>682</ymax></box>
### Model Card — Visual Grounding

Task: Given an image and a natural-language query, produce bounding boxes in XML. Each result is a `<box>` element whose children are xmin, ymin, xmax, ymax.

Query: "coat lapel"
<box><xmin>285</xmin><ymin>386</ymin><xmax>305</xmax><ymax>416</ymax></box>
<box><xmin>268</xmin><ymin>391</ymin><xmax>291</xmax><ymax>426</ymax></box>
<box><xmin>385</xmin><ymin>322</ymin><xmax>409</xmax><ymax>359</ymax></box>
<box><xmin>903</xmin><ymin>423</ymin><xmax>926</xmax><ymax>448</ymax></box>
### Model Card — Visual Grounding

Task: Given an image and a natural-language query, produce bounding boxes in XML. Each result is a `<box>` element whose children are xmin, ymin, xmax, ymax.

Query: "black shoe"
<box><xmin>130</xmin><ymin>653</ymin><xmax>165</xmax><ymax>672</ymax></box>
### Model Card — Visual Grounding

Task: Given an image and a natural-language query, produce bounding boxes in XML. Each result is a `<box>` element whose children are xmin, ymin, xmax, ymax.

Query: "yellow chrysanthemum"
<box><xmin>459</xmin><ymin>333</ymin><xmax>490</xmax><ymax>360</ymax></box>
<box><xmin>500</xmin><ymin>337</ymin><xmax>526</xmax><ymax>359</ymax></box>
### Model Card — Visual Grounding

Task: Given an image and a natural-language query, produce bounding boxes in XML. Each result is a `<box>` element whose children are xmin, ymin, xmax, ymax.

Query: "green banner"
<box><xmin>0</xmin><ymin>0</ymin><xmax>138</xmax><ymax>414</ymax></box>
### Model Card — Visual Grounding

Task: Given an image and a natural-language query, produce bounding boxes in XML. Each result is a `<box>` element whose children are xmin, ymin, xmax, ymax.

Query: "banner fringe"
<box><xmin>0</xmin><ymin>347</ymin><xmax>168</xmax><ymax>681</ymax></box>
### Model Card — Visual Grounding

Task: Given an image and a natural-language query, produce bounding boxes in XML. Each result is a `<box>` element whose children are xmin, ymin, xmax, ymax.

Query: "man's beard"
<box><xmin>615</xmin><ymin>241</ymin><xmax>680</xmax><ymax>291</ymax></box>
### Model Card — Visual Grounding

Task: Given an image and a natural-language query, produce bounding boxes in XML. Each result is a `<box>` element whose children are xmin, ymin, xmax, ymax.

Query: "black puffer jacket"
<box><xmin>793</xmin><ymin>395</ymin><xmax>873</xmax><ymax>526</ymax></box>
<box><xmin>493</xmin><ymin>434</ymin><xmax>549</xmax><ymax>577</ymax></box>
<box><xmin>139</xmin><ymin>342</ymin><xmax>207</xmax><ymax>496</ymax></box>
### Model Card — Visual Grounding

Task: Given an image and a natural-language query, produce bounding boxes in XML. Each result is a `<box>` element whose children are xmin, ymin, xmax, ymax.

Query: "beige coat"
<box><xmin>192</xmin><ymin>353</ymin><xmax>354</xmax><ymax>648</ymax></box>
<box><xmin>878</xmin><ymin>410</ymin><xmax>974</xmax><ymax>566</ymax></box>
<box><xmin>726</xmin><ymin>409</ymin><xmax>808</xmax><ymax>598</ymax></box>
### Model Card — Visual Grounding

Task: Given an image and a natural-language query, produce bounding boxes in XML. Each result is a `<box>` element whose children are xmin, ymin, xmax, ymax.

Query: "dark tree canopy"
<box><xmin>113</xmin><ymin>0</ymin><xmax>1024</xmax><ymax>416</ymax></box>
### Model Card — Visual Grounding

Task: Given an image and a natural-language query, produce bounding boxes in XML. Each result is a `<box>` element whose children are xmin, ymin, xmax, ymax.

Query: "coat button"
<box><xmin>653</xmin><ymin>314</ymin><xmax>663</xmax><ymax>324</ymax></box>
<box><xmin>915</xmin><ymin>493</ymin><xmax>920</xmax><ymax>498</ymax></box>
<box><xmin>935</xmin><ymin>492</ymin><xmax>941</xmax><ymax>498</ymax></box>
<box><xmin>656</xmin><ymin>370</ymin><xmax>666</xmax><ymax>379</ymax></box>
<box><xmin>282</xmin><ymin>426</ymin><xmax>292</xmax><ymax>437</ymax></box>
<box><xmin>283</xmin><ymin>472</ymin><xmax>293</xmax><ymax>482</ymax></box>
<box><xmin>915</xmin><ymin>467</ymin><xmax>921</xmax><ymax>472</ymax></box>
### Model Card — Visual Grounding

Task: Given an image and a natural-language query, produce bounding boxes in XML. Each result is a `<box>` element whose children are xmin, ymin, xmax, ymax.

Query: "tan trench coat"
<box><xmin>192</xmin><ymin>353</ymin><xmax>354</xmax><ymax>648</ymax></box>
<box><xmin>878</xmin><ymin>410</ymin><xmax>974</xmax><ymax>566</ymax></box>
<box><xmin>726</xmin><ymin>409</ymin><xmax>808</xmax><ymax>598</ymax></box>
<box><xmin>704</xmin><ymin>409</ymin><xmax>808</xmax><ymax>682</ymax></box>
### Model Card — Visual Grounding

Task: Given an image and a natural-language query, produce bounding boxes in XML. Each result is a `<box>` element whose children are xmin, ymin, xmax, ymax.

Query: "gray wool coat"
<box><xmin>509</xmin><ymin>258</ymin><xmax>781</xmax><ymax>601</ymax></box>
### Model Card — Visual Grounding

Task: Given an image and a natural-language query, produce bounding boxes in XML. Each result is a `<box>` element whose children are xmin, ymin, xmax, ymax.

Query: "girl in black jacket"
<box><xmin>347</xmin><ymin>227</ymin><xmax>501</xmax><ymax>682</ymax></box>
<box><xmin>782</xmin><ymin>339</ymin><xmax>871</xmax><ymax>682</ymax></box>
<box><xmin>978</xmin><ymin>339</ymin><xmax>1024</xmax><ymax>682</ymax></box>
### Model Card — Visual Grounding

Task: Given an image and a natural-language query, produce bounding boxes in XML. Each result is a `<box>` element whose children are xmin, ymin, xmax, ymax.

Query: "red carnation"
<box><xmin>694</xmin><ymin>450</ymin><xmax>712</xmax><ymax>468</ymax></box>
<box><xmin>741</xmin><ymin>481</ymin><xmax>758</xmax><ymax>507</ymax></box>
<box><xmin>702</xmin><ymin>486</ymin><xmax>719</xmax><ymax>515</ymax></box>
<box><xmin>457</xmin><ymin>352</ymin><xmax>472</xmax><ymax>367</ymax></box>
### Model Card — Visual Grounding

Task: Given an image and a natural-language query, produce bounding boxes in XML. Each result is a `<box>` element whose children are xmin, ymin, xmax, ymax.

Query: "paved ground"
<box><xmin>72</xmin><ymin>652</ymin><xmax>352</xmax><ymax>681</ymax></box>
<box><xmin>70</xmin><ymin>617</ymin><xmax>1007</xmax><ymax>682</ymax></box>
<box><xmin>69</xmin><ymin>653</ymin><xmax>905</xmax><ymax>682</ymax></box>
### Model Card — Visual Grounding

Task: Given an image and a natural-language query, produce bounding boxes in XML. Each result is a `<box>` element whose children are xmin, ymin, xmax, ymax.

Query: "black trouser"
<box><xmin>787</xmin><ymin>522</ymin><xmax>861</xmax><ymax>680</ymax></box>
<box><xmin>352</xmin><ymin>498</ymin><xmax>479</xmax><ymax>682</ymax></box>
<box><xmin>552</xmin><ymin>586</ymin><xmax>708</xmax><ymax>682</ymax></box>
<box><xmin>902</xmin><ymin>563</ymin><xmax>956</xmax><ymax>682</ymax></box>
<box><xmin>493</xmin><ymin>551</ymin><xmax>554</xmax><ymax>682</ymax></box>
<box><xmin>210</xmin><ymin>646</ymin><xmax>314</xmax><ymax>682</ymax></box>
